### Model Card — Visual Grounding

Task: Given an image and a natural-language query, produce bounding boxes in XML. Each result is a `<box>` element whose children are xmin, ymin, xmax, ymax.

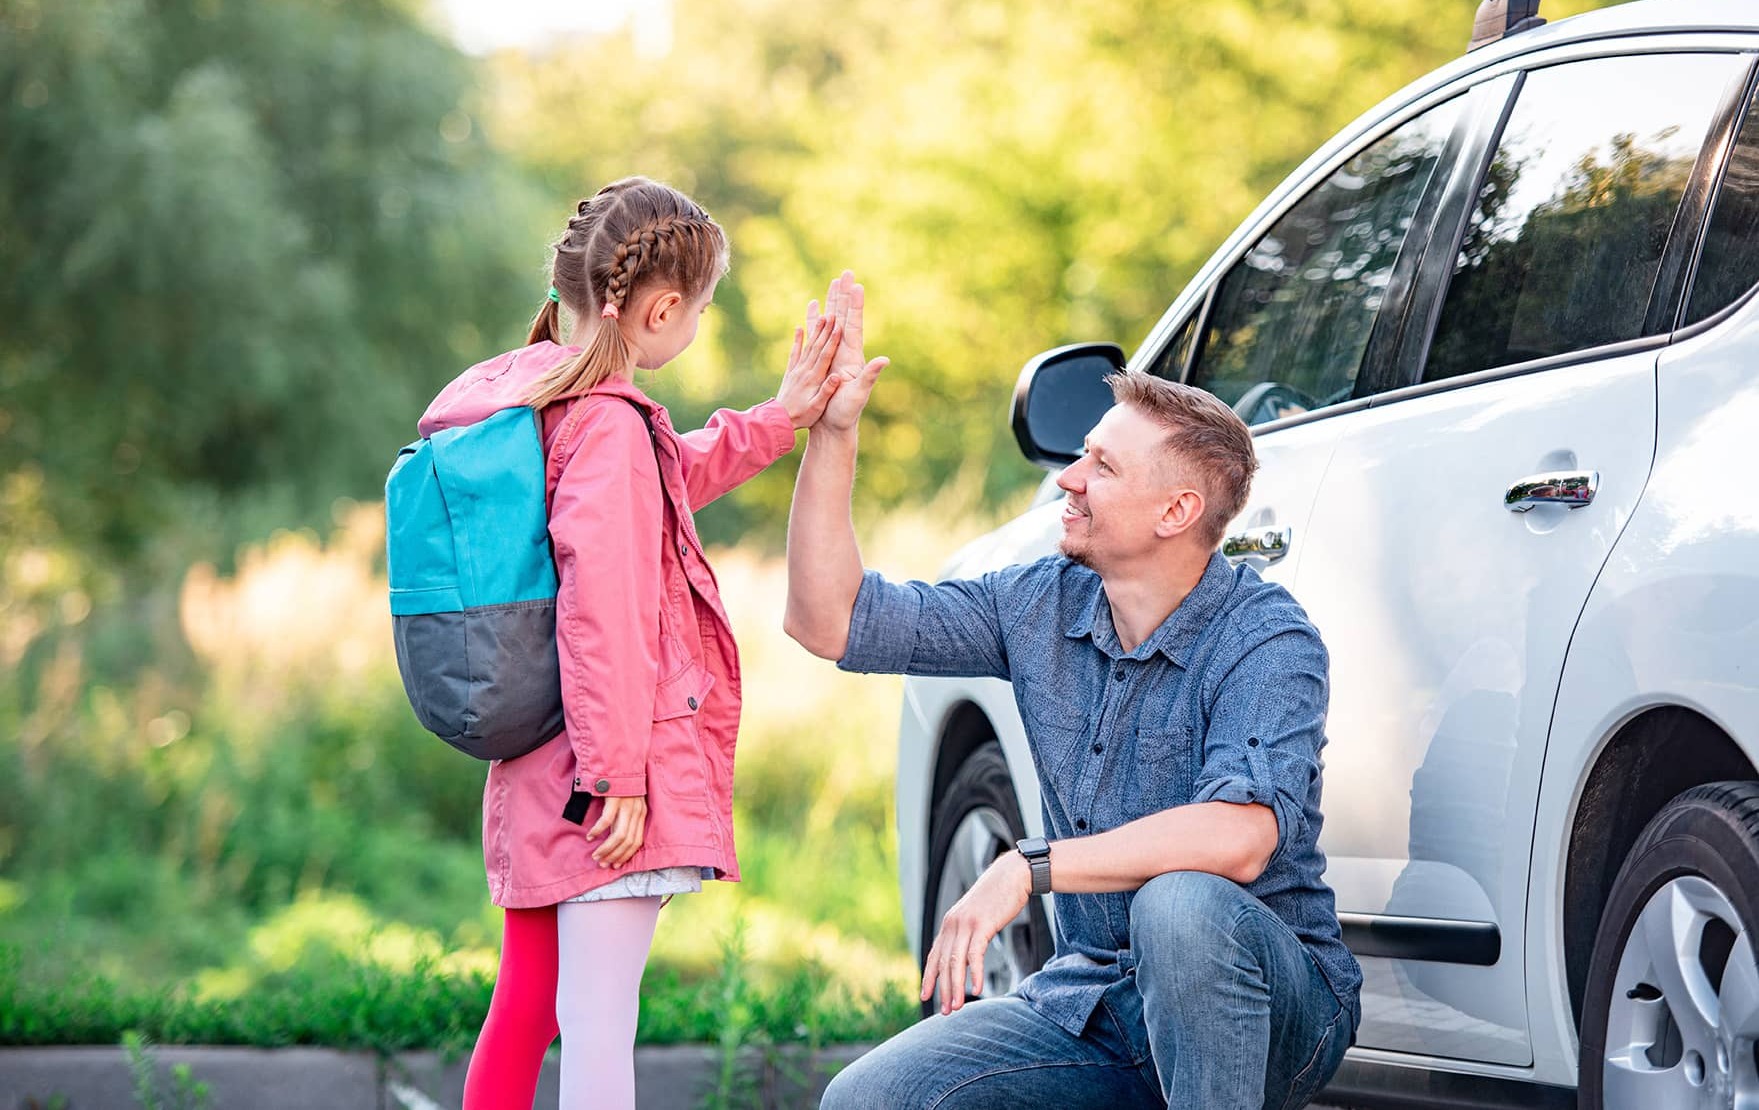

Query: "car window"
<box><xmin>1424</xmin><ymin>53</ymin><xmax>1744</xmax><ymax>382</ymax></box>
<box><xmin>1189</xmin><ymin>96</ymin><xmax>1462</xmax><ymax>426</ymax></box>
<box><xmin>1147</xmin><ymin>314</ymin><xmax>1196</xmax><ymax>381</ymax></box>
<box><xmin>1687</xmin><ymin>74</ymin><xmax>1759</xmax><ymax>326</ymax></box>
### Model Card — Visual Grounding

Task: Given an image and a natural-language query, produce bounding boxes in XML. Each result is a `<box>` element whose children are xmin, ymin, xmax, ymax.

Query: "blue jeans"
<box><xmin>822</xmin><ymin>871</ymin><xmax>1353</xmax><ymax>1109</ymax></box>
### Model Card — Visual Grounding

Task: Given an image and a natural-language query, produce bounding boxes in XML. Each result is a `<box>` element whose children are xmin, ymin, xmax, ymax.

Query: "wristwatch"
<box><xmin>1016</xmin><ymin>836</ymin><xmax>1052</xmax><ymax>896</ymax></box>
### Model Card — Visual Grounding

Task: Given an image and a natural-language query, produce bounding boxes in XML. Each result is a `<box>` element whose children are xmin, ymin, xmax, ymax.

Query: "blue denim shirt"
<box><xmin>839</xmin><ymin>551</ymin><xmax>1362</xmax><ymax>1035</ymax></box>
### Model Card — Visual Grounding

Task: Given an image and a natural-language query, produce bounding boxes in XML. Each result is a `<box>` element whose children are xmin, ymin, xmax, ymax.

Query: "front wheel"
<box><xmin>920</xmin><ymin>742</ymin><xmax>1053</xmax><ymax>1018</ymax></box>
<box><xmin>1579</xmin><ymin>781</ymin><xmax>1759</xmax><ymax>1109</ymax></box>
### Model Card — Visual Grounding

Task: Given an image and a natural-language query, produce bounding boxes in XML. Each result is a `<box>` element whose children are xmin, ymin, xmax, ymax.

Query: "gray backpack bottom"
<box><xmin>392</xmin><ymin>599</ymin><xmax>566</xmax><ymax>761</ymax></box>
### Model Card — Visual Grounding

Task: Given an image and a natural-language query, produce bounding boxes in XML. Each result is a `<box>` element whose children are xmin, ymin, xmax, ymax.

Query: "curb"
<box><xmin>0</xmin><ymin>1043</ymin><xmax>873</xmax><ymax>1110</ymax></box>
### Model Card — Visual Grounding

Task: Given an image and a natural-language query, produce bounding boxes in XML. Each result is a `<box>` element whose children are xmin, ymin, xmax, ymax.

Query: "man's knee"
<box><xmin>820</xmin><ymin>1040</ymin><xmax>914</xmax><ymax>1110</ymax></box>
<box><xmin>1128</xmin><ymin>869</ymin><xmax>1251</xmax><ymax>956</ymax></box>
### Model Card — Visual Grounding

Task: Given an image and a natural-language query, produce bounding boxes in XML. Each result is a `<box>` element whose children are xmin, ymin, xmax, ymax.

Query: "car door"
<box><xmin>1290</xmin><ymin>46</ymin><xmax>1753</xmax><ymax>1066</ymax></box>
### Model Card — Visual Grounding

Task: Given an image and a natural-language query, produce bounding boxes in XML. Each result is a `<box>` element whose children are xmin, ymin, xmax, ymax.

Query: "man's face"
<box><xmin>1055</xmin><ymin>404</ymin><xmax>1200</xmax><ymax>570</ymax></box>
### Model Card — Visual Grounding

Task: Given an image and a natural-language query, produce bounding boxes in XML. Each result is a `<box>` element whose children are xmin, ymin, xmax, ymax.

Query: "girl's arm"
<box><xmin>674</xmin><ymin>400</ymin><xmax>800</xmax><ymax>508</ymax></box>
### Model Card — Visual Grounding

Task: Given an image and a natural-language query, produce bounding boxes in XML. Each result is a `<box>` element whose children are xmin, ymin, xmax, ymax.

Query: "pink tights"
<box><xmin>463</xmin><ymin>898</ymin><xmax>662</xmax><ymax>1110</ymax></box>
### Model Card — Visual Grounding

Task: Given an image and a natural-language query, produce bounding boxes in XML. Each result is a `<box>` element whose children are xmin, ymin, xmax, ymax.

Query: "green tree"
<box><xmin>0</xmin><ymin>0</ymin><xmax>545</xmax><ymax>559</ymax></box>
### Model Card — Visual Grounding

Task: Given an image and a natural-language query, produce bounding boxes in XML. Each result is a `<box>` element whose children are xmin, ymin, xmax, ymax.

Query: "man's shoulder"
<box><xmin>972</xmin><ymin>555</ymin><xmax>1095</xmax><ymax>626</ymax></box>
<box><xmin>1217</xmin><ymin>560</ymin><xmax>1323</xmax><ymax>648</ymax></box>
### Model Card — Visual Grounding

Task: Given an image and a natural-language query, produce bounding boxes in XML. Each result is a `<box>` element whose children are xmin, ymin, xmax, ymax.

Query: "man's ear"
<box><xmin>1155</xmin><ymin>488</ymin><xmax>1206</xmax><ymax>540</ymax></box>
<box><xmin>645</xmin><ymin>290</ymin><xmax>684</xmax><ymax>331</ymax></box>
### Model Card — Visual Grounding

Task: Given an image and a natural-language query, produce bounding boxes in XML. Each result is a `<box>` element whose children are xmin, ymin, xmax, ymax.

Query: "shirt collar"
<box><xmin>1064</xmin><ymin>551</ymin><xmax>1238</xmax><ymax>665</ymax></box>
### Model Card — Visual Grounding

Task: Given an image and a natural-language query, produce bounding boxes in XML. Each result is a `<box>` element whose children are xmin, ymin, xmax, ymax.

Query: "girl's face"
<box><xmin>631</xmin><ymin>278</ymin><xmax>719</xmax><ymax>371</ymax></box>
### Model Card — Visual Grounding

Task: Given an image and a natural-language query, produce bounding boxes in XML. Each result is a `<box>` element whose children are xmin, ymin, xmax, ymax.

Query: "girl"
<box><xmin>415</xmin><ymin>177</ymin><xmax>849</xmax><ymax>1109</ymax></box>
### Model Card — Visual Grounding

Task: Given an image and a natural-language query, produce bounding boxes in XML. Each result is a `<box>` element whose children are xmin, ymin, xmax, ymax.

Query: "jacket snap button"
<box><xmin>594</xmin><ymin>778</ymin><xmax>611</xmax><ymax>794</ymax></box>
<box><xmin>687</xmin><ymin>696</ymin><xmax>698</xmax><ymax>710</ymax></box>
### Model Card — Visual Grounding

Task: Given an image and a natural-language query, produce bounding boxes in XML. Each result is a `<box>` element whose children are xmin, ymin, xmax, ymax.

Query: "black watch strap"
<box><xmin>1016</xmin><ymin>836</ymin><xmax>1052</xmax><ymax>897</ymax></box>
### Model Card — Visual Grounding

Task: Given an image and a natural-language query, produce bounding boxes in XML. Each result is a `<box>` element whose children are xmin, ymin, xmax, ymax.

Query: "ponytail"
<box><xmin>525</xmin><ymin>295</ymin><xmax>561</xmax><ymax>346</ymax></box>
<box><xmin>525</xmin><ymin>315</ymin><xmax>632</xmax><ymax>410</ymax></box>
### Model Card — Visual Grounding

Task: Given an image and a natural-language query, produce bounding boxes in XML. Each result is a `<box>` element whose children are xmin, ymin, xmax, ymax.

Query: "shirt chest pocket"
<box><xmin>1127</xmin><ymin>724</ymin><xmax>1197</xmax><ymax>812</ymax></box>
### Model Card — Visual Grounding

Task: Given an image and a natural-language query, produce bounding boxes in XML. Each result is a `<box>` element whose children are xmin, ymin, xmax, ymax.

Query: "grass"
<box><xmin>0</xmin><ymin>488</ymin><xmax>1003</xmax><ymax>1051</ymax></box>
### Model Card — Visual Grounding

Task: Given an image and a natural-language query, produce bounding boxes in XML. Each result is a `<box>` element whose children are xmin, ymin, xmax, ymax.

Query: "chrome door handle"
<box><xmin>1505</xmin><ymin>471</ymin><xmax>1599</xmax><ymax>512</ymax></box>
<box><xmin>1223</xmin><ymin>525</ymin><xmax>1292</xmax><ymax>562</ymax></box>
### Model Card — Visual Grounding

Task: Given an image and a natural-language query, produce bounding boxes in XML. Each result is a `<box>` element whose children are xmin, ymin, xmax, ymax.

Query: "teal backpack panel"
<box><xmin>428</xmin><ymin>408</ymin><xmax>559</xmax><ymax>610</ymax></box>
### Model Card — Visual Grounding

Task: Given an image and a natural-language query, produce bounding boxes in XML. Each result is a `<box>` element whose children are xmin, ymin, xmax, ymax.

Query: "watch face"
<box><xmin>1018</xmin><ymin>836</ymin><xmax>1050</xmax><ymax>858</ymax></box>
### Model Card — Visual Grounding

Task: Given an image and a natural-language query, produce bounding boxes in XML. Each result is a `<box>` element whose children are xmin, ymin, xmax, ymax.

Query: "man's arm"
<box><xmin>783</xmin><ymin>420</ymin><xmax>867</xmax><ymax>661</ymax></box>
<box><xmin>1047</xmin><ymin>799</ymin><xmax>1279</xmax><ymax>889</ymax></box>
<box><xmin>783</xmin><ymin>272</ymin><xmax>880</xmax><ymax>659</ymax></box>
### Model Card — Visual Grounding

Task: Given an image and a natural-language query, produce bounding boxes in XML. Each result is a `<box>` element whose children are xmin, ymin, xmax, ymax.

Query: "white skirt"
<box><xmin>562</xmin><ymin>865</ymin><xmax>707</xmax><ymax>903</ymax></box>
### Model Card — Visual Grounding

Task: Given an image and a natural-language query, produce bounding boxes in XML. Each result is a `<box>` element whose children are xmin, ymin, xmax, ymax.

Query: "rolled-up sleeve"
<box><xmin>836</xmin><ymin>568</ymin><xmax>1022</xmax><ymax>680</ymax></box>
<box><xmin>1192</xmin><ymin>626</ymin><xmax>1329</xmax><ymax>870</ymax></box>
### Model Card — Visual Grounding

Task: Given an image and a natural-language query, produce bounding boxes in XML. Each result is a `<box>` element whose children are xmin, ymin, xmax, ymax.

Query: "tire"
<box><xmin>1579</xmin><ymin>781</ymin><xmax>1759</xmax><ymax>1109</ymax></box>
<box><xmin>919</xmin><ymin>741</ymin><xmax>1054</xmax><ymax>1019</ymax></box>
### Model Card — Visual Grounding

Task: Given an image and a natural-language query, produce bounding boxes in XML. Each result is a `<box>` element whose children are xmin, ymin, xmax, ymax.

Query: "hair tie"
<box><xmin>547</xmin><ymin>286</ymin><xmax>560</xmax><ymax>303</ymax></box>
<box><xmin>601</xmin><ymin>302</ymin><xmax>620</xmax><ymax>320</ymax></box>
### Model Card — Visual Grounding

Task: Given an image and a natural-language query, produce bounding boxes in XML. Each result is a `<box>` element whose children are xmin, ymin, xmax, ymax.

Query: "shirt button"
<box><xmin>1075</xmin><ymin>819</ymin><xmax>1088</xmax><ymax>831</ymax></box>
<box><xmin>1092</xmin><ymin>743</ymin><xmax>1103</xmax><ymax>754</ymax></box>
<box><xmin>594</xmin><ymin>778</ymin><xmax>611</xmax><ymax>793</ymax></box>
<box><xmin>1113</xmin><ymin>666</ymin><xmax>1126</xmax><ymax>681</ymax></box>
<box><xmin>679</xmin><ymin>541</ymin><xmax>689</xmax><ymax>557</ymax></box>
<box><xmin>687</xmin><ymin>696</ymin><xmax>698</xmax><ymax>710</ymax></box>
<box><xmin>1247</xmin><ymin>737</ymin><xmax>1260</xmax><ymax>748</ymax></box>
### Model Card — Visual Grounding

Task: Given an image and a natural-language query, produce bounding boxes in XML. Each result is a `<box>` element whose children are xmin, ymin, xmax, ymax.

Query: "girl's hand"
<box><xmin>776</xmin><ymin>312</ymin><xmax>843</xmax><ymax>430</ymax></box>
<box><xmin>587</xmin><ymin>794</ymin><xmax>648</xmax><ymax>869</ymax></box>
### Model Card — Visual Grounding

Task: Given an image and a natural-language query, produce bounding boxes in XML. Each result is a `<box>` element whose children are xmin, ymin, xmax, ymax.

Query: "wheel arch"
<box><xmin>1562</xmin><ymin>705</ymin><xmax>1757</xmax><ymax>1029</ymax></box>
<box><xmin>930</xmin><ymin>700</ymin><xmax>1002</xmax><ymax>823</ymax></box>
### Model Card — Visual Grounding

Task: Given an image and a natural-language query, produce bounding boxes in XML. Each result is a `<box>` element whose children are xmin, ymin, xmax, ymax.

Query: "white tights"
<box><xmin>555</xmin><ymin>896</ymin><xmax>663</xmax><ymax>1110</ymax></box>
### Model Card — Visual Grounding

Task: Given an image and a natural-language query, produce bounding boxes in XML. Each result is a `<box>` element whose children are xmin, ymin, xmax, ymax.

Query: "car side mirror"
<box><xmin>1009</xmin><ymin>343</ymin><xmax>1126</xmax><ymax>468</ymax></box>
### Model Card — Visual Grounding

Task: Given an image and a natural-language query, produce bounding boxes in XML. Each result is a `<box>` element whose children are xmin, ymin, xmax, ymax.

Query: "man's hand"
<box><xmin>806</xmin><ymin>271</ymin><xmax>887</xmax><ymax>435</ymax></box>
<box><xmin>920</xmin><ymin>849</ymin><xmax>1033</xmax><ymax>1015</ymax></box>
<box><xmin>775</xmin><ymin>312</ymin><xmax>843</xmax><ymax>430</ymax></box>
<box><xmin>587</xmin><ymin>794</ymin><xmax>648</xmax><ymax>869</ymax></box>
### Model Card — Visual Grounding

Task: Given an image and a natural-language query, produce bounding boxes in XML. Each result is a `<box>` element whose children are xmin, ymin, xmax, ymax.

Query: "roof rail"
<box><xmin>1469</xmin><ymin>0</ymin><xmax>1546</xmax><ymax>52</ymax></box>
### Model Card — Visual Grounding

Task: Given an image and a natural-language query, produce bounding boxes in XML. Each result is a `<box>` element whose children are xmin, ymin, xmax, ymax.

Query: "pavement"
<box><xmin>0</xmin><ymin>1044</ymin><xmax>1359</xmax><ymax>1108</ymax></box>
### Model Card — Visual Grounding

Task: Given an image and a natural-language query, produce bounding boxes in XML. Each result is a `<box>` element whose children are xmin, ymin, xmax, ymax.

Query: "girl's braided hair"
<box><xmin>525</xmin><ymin>177</ymin><xmax>728</xmax><ymax>409</ymax></box>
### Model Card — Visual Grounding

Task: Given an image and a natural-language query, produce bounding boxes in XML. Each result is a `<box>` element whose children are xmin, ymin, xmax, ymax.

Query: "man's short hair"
<box><xmin>1105</xmin><ymin>371</ymin><xmax>1258</xmax><ymax>547</ymax></box>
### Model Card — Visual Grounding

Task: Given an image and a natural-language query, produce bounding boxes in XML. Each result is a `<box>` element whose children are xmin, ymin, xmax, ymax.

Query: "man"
<box><xmin>787</xmin><ymin>275</ymin><xmax>1361</xmax><ymax>1109</ymax></box>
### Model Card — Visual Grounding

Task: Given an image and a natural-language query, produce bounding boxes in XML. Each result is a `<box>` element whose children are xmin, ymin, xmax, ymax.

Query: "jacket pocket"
<box><xmin>649</xmin><ymin>664</ymin><xmax>716</xmax><ymax>802</ymax></box>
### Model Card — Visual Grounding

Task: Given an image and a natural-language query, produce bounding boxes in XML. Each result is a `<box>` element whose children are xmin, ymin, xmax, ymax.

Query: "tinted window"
<box><xmin>1425</xmin><ymin>54</ymin><xmax>1742</xmax><ymax>382</ymax></box>
<box><xmin>1190</xmin><ymin>97</ymin><xmax>1461</xmax><ymax>425</ymax></box>
<box><xmin>1148</xmin><ymin>315</ymin><xmax>1196</xmax><ymax>381</ymax></box>
<box><xmin>1688</xmin><ymin>76</ymin><xmax>1759</xmax><ymax>325</ymax></box>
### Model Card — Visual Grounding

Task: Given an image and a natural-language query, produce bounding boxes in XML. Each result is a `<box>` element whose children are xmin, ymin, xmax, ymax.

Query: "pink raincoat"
<box><xmin>418</xmin><ymin>341</ymin><xmax>797</xmax><ymax>907</ymax></box>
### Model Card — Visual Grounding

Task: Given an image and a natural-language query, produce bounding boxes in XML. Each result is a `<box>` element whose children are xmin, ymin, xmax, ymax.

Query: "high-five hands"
<box><xmin>806</xmin><ymin>270</ymin><xmax>888</xmax><ymax>435</ymax></box>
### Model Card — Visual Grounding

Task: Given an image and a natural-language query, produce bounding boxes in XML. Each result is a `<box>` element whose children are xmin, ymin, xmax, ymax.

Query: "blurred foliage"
<box><xmin>0</xmin><ymin>0</ymin><xmax>544</xmax><ymax>561</ymax></box>
<box><xmin>0</xmin><ymin>500</ymin><xmax>944</xmax><ymax>1046</ymax></box>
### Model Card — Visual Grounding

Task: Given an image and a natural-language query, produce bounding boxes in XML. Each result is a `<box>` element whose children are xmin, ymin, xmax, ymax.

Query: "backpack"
<box><xmin>385</xmin><ymin>396</ymin><xmax>658</xmax><ymax>760</ymax></box>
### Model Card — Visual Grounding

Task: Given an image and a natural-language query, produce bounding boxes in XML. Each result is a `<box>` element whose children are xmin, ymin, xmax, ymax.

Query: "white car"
<box><xmin>893</xmin><ymin>2</ymin><xmax>1759</xmax><ymax>1106</ymax></box>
